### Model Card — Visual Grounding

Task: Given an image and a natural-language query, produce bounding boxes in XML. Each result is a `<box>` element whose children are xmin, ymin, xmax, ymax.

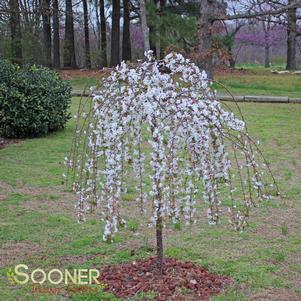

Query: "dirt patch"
<box><xmin>0</xmin><ymin>137</ymin><xmax>21</xmax><ymax>150</ymax></box>
<box><xmin>250</xmin><ymin>288</ymin><xmax>301</xmax><ymax>301</ymax></box>
<box><xmin>59</xmin><ymin>254</ymin><xmax>92</xmax><ymax>266</ymax></box>
<box><xmin>215</xmin><ymin>66</ymin><xmax>257</xmax><ymax>76</ymax></box>
<box><xmin>18</xmin><ymin>197</ymin><xmax>75</xmax><ymax>216</ymax></box>
<box><xmin>0</xmin><ymin>241</ymin><xmax>41</xmax><ymax>268</ymax></box>
<box><xmin>58</xmin><ymin>69</ymin><xmax>111</xmax><ymax>80</ymax></box>
<box><xmin>99</xmin><ymin>257</ymin><xmax>233</xmax><ymax>301</ymax></box>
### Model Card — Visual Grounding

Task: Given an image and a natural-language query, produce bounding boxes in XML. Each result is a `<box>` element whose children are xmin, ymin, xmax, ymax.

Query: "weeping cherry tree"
<box><xmin>64</xmin><ymin>52</ymin><xmax>279</xmax><ymax>273</ymax></box>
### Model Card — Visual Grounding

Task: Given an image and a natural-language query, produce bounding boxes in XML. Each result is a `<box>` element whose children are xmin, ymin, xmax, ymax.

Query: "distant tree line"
<box><xmin>0</xmin><ymin>0</ymin><xmax>300</xmax><ymax>76</ymax></box>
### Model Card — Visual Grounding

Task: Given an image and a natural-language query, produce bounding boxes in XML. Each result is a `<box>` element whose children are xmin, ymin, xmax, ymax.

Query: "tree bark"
<box><xmin>52</xmin><ymin>0</ymin><xmax>60</xmax><ymax>68</ymax></box>
<box><xmin>110</xmin><ymin>0</ymin><xmax>120</xmax><ymax>66</ymax></box>
<box><xmin>198</xmin><ymin>0</ymin><xmax>214</xmax><ymax>79</ymax></box>
<box><xmin>155</xmin><ymin>0</ymin><xmax>160</xmax><ymax>59</ymax></box>
<box><xmin>156</xmin><ymin>216</ymin><xmax>163</xmax><ymax>274</ymax></box>
<box><xmin>229</xmin><ymin>48</ymin><xmax>236</xmax><ymax>68</ymax></box>
<box><xmin>41</xmin><ymin>0</ymin><xmax>52</xmax><ymax>67</ymax></box>
<box><xmin>100</xmin><ymin>0</ymin><xmax>107</xmax><ymax>67</ymax></box>
<box><xmin>139</xmin><ymin>0</ymin><xmax>150</xmax><ymax>52</ymax></box>
<box><xmin>264</xmin><ymin>45</ymin><xmax>270</xmax><ymax>68</ymax></box>
<box><xmin>286</xmin><ymin>0</ymin><xmax>297</xmax><ymax>71</ymax></box>
<box><xmin>83</xmin><ymin>0</ymin><xmax>91</xmax><ymax>68</ymax></box>
<box><xmin>122</xmin><ymin>0</ymin><xmax>131</xmax><ymax>61</ymax></box>
<box><xmin>9</xmin><ymin>0</ymin><xmax>23</xmax><ymax>65</ymax></box>
<box><xmin>64</xmin><ymin>0</ymin><xmax>77</xmax><ymax>68</ymax></box>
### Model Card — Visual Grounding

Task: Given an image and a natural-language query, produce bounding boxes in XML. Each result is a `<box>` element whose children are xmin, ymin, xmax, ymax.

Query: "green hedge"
<box><xmin>0</xmin><ymin>60</ymin><xmax>71</xmax><ymax>138</ymax></box>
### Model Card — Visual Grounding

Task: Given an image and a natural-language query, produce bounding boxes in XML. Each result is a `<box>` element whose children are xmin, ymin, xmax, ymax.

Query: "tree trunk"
<box><xmin>122</xmin><ymin>0</ymin><xmax>131</xmax><ymax>61</ymax></box>
<box><xmin>95</xmin><ymin>0</ymin><xmax>101</xmax><ymax>52</ymax></box>
<box><xmin>156</xmin><ymin>216</ymin><xmax>163</xmax><ymax>274</ymax></box>
<box><xmin>286</xmin><ymin>0</ymin><xmax>297</xmax><ymax>71</ymax></box>
<box><xmin>64</xmin><ymin>0</ymin><xmax>77</xmax><ymax>68</ymax></box>
<box><xmin>139</xmin><ymin>0</ymin><xmax>150</xmax><ymax>52</ymax></box>
<box><xmin>110</xmin><ymin>0</ymin><xmax>120</xmax><ymax>66</ymax></box>
<box><xmin>9</xmin><ymin>0</ymin><xmax>23</xmax><ymax>65</ymax></box>
<box><xmin>100</xmin><ymin>0</ymin><xmax>107</xmax><ymax>67</ymax></box>
<box><xmin>155</xmin><ymin>0</ymin><xmax>160</xmax><ymax>59</ymax></box>
<box><xmin>52</xmin><ymin>0</ymin><xmax>60</xmax><ymax>68</ymax></box>
<box><xmin>264</xmin><ymin>45</ymin><xmax>270</xmax><ymax>68</ymax></box>
<box><xmin>198</xmin><ymin>0</ymin><xmax>214</xmax><ymax>79</ymax></box>
<box><xmin>83</xmin><ymin>0</ymin><xmax>91</xmax><ymax>68</ymax></box>
<box><xmin>41</xmin><ymin>0</ymin><xmax>52</xmax><ymax>67</ymax></box>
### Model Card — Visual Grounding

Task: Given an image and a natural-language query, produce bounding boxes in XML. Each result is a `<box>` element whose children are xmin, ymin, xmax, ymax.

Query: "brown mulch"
<box><xmin>99</xmin><ymin>257</ymin><xmax>233</xmax><ymax>301</ymax></box>
<box><xmin>58</xmin><ymin>68</ymin><xmax>112</xmax><ymax>80</ymax></box>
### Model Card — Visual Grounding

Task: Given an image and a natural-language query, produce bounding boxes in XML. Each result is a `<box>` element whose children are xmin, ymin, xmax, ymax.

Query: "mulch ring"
<box><xmin>0</xmin><ymin>137</ymin><xmax>21</xmax><ymax>149</ymax></box>
<box><xmin>99</xmin><ymin>257</ymin><xmax>233</xmax><ymax>301</ymax></box>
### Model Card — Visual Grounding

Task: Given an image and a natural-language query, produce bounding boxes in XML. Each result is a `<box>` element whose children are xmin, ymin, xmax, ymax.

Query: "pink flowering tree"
<box><xmin>65</xmin><ymin>52</ymin><xmax>278</xmax><ymax>273</ymax></box>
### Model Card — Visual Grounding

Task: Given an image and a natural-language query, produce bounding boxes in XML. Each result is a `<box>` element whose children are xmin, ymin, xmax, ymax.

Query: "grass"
<box><xmin>0</xmin><ymin>95</ymin><xmax>301</xmax><ymax>300</ymax></box>
<box><xmin>67</xmin><ymin>67</ymin><xmax>301</xmax><ymax>98</ymax></box>
<box><xmin>215</xmin><ymin>72</ymin><xmax>301</xmax><ymax>98</ymax></box>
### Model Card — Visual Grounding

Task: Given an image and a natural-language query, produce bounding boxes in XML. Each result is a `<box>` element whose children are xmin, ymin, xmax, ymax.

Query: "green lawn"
<box><xmin>215</xmin><ymin>72</ymin><xmax>301</xmax><ymax>98</ymax></box>
<box><xmin>0</xmin><ymin>97</ymin><xmax>301</xmax><ymax>300</ymax></box>
<box><xmin>68</xmin><ymin>69</ymin><xmax>301</xmax><ymax>99</ymax></box>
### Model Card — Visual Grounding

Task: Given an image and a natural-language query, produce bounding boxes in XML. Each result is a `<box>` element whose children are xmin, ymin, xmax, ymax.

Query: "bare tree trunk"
<box><xmin>100</xmin><ymin>0</ymin><xmax>107</xmax><ymax>67</ymax></box>
<box><xmin>229</xmin><ymin>49</ymin><xmax>236</xmax><ymax>68</ymax></box>
<box><xmin>155</xmin><ymin>0</ymin><xmax>160</xmax><ymax>59</ymax></box>
<box><xmin>139</xmin><ymin>0</ymin><xmax>150</xmax><ymax>52</ymax></box>
<box><xmin>264</xmin><ymin>45</ymin><xmax>270</xmax><ymax>68</ymax></box>
<box><xmin>198</xmin><ymin>0</ymin><xmax>214</xmax><ymax>79</ymax></box>
<box><xmin>64</xmin><ymin>0</ymin><xmax>77</xmax><ymax>68</ymax></box>
<box><xmin>52</xmin><ymin>0</ymin><xmax>60</xmax><ymax>68</ymax></box>
<box><xmin>286</xmin><ymin>0</ymin><xmax>297</xmax><ymax>71</ymax></box>
<box><xmin>110</xmin><ymin>0</ymin><xmax>120</xmax><ymax>66</ymax></box>
<box><xmin>122</xmin><ymin>0</ymin><xmax>131</xmax><ymax>61</ymax></box>
<box><xmin>41</xmin><ymin>0</ymin><xmax>52</xmax><ymax>67</ymax></box>
<box><xmin>95</xmin><ymin>0</ymin><xmax>101</xmax><ymax>51</ymax></box>
<box><xmin>83</xmin><ymin>0</ymin><xmax>91</xmax><ymax>68</ymax></box>
<box><xmin>9</xmin><ymin>0</ymin><xmax>23</xmax><ymax>65</ymax></box>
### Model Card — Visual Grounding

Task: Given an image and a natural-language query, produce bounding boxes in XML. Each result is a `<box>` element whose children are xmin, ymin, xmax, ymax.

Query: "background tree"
<box><xmin>41</xmin><ymin>0</ymin><xmax>52</xmax><ymax>67</ymax></box>
<box><xmin>64</xmin><ymin>0</ymin><xmax>77</xmax><ymax>68</ymax></box>
<box><xmin>100</xmin><ymin>0</ymin><xmax>107</xmax><ymax>66</ymax></box>
<box><xmin>110</xmin><ymin>0</ymin><xmax>120</xmax><ymax>66</ymax></box>
<box><xmin>122</xmin><ymin>0</ymin><xmax>131</xmax><ymax>61</ymax></box>
<box><xmin>139</xmin><ymin>0</ymin><xmax>150</xmax><ymax>52</ymax></box>
<box><xmin>9</xmin><ymin>0</ymin><xmax>23</xmax><ymax>65</ymax></box>
<box><xmin>52</xmin><ymin>0</ymin><xmax>60</xmax><ymax>68</ymax></box>
<box><xmin>83</xmin><ymin>0</ymin><xmax>91</xmax><ymax>68</ymax></box>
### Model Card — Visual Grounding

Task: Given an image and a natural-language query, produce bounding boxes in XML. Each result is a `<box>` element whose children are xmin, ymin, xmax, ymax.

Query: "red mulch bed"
<box><xmin>99</xmin><ymin>257</ymin><xmax>233</xmax><ymax>301</ymax></box>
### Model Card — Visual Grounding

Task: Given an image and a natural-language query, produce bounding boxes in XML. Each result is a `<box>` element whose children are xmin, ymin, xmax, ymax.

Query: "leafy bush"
<box><xmin>0</xmin><ymin>60</ymin><xmax>71</xmax><ymax>138</ymax></box>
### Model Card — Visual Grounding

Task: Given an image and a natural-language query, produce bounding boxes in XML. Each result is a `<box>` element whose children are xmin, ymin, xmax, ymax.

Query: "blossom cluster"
<box><xmin>65</xmin><ymin>52</ymin><xmax>278</xmax><ymax>242</ymax></box>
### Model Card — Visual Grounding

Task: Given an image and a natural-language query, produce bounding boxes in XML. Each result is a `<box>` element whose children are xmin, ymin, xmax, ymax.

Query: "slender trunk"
<box><xmin>83</xmin><ymin>0</ymin><xmax>91</xmax><ymax>68</ymax></box>
<box><xmin>122</xmin><ymin>0</ymin><xmax>131</xmax><ymax>61</ymax></box>
<box><xmin>41</xmin><ymin>0</ymin><xmax>52</xmax><ymax>67</ymax></box>
<box><xmin>198</xmin><ymin>0</ymin><xmax>214</xmax><ymax>79</ymax></box>
<box><xmin>100</xmin><ymin>0</ymin><xmax>107</xmax><ymax>67</ymax></box>
<box><xmin>264</xmin><ymin>45</ymin><xmax>270</xmax><ymax>68</ymax></box>
<box><xmin>286</xmin><ymin>0</ymin><xmax>297</xmax><ymax>71</ymax></box>
<box><xmin>9</xmin><ymin>0</ymin><xmax>23</xmax><ymax>65</ymax></box>
<box><xmin>156</xmin><ymin>217</ymin><xmax>163</xmax><ymax>274</ymax></box>
<box><xmin>64</xmin><ymin>0</ymin><xmax>77</xmax><ymax>68</ymax></box>
<box><xmin>52</xmin><ymin>0</ymin><xmax>60</xmax><ymax>68</ymax></box>
<box><xmin>139</xmin><ymin>0</ymin><xmax>150</xmax><ymax>52</ymax></box>
<box><xmin>110</xmin><ymin>0</ymin><xmax>120</xmax><ymax>66</ymax></box>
